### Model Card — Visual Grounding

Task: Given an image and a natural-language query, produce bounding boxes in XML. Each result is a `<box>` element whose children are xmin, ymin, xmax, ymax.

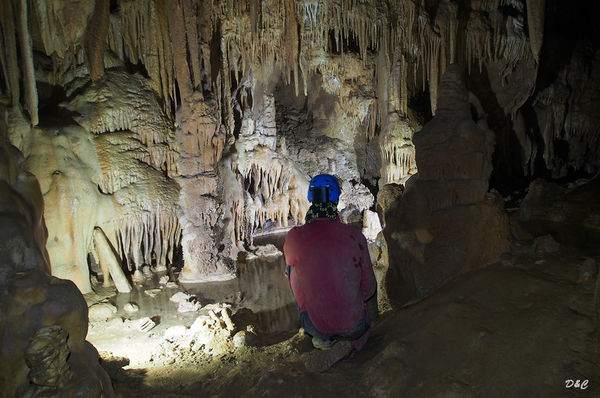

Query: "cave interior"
<box><xmin>0</xmin><ymin>0</ymin><xmax>599</xmax><ymax>396</ymax></box>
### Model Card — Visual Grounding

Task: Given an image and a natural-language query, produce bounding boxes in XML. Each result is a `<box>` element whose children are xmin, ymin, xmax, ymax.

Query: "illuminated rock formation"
<box><xmin>6</xmin><ymin>109</ymin><xmax>115</xmax><ymax>293</ymax></box>
<box><xmin>380</xmin><ymin>113</ymin><xmax>418</xmax><ymax>186</ymax></box>
<box><xmin>0</xmin><ymin>121</ymin><xmax>114</xmax><ymax>398</ymax></box>
<box><xmin>1</xmin><ymin>68</ymin><xmax>182</xmax><ymax>293</ymax></box>
<box><xmin>0</xmin><ymin>0</ymin><xmax>597</xmax><ymax>297</ymax></box>
<box><xmin>223</xmin><ymin>93</ymin><xmax>310</xmax><ymax>252</ymax></box>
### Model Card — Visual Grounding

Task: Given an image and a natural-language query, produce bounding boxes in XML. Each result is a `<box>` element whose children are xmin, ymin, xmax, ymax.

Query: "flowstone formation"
<box><xmin>5</xmin><ymin>68</ymin><xmax>181</xmax><ymax>294</ymax></box>
<box><xmin>66</xmin><ymin>70</ymin><xmax>181</xmax><ymax>284</ymax></box>
<box><xmin>380</xmin><ymin>113</ymin><xmax>419</xmax><ymax>186</ymax></box>
<box><xmin>382</xmin><ymin>65</ymin><xmax>511</xmax><ymax>303</ymax></box>
<box><xmin>0</xmin><ymin>125</ymin><xmax>114</xmax><ymax>398</ymax></box>
<box><xmin>6</xmin><ymin>108</ymin><xmax>118</xmax><ymax>293</ymax></box>
<box><xmin>222</xmin><ymin>93</ymin><xmax>311</xmax><ymax>253</ymax></box>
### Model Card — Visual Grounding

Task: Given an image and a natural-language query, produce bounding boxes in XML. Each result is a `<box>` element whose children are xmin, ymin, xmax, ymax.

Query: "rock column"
<box><xmin>382</xmin><ymin>65</ymin><xmax>510</xmax><ymax>303</ymax></box>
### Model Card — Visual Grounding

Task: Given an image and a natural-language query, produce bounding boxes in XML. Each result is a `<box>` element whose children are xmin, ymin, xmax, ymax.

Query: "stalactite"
<box><xmin>115</xmin><ymin>208</ymin><xmax>181</xmax><ymax>273</ymax></box>
<box><xmin>157</xmin><ymin>0</ymin><xmax>175</xmax><ymax>114</ymax></box>
<box><xmin>526</xmin><ymin>0</ymin><xmax>545</xmax><ymax>63</ymax></box>
<box><xmin>0</xmin><ymin>0</ymin><xmax>20</xmax><ymax>108</ymax></box>
<box><xmin>435</xmin><ymin>0</ymin><xmax>458</xmax><ymax>82</ymax></box>
<box><xmin>382</xmin><ymin>140</ymin><xmax>417</xmax><ymax>185</ymax></box>
<box><xmin>182</xmin><ymin>0</ymin><xmax>202</xmax><ymax>92</ymax></box>
<box><xmin>400</xmin><ymin>53</ymin><xmax>408</xmax><ymax>115</ymax></box>
<box><xmin>166</xmin><ymin>0</ymin><xmax>193</xmax><ymax>103</ymax></box>
<box><xmin>107</xmin><ymin>14</ymin><xmax>124</xmax><ymax>60</ymax></box>
<box><xmin>448</xmin><ymin>1</ymin><xmax>458</xmax><ymax>64</ymax></box>
<box><xmin>428</xmin><ymin>34</ymin><xmax>441</xmax><ymax>115</ymax></box>
<box><xmin>376</xmin><ymin>40</ymin><xmax>390</xmax><ymax>128</ymax></box>
<box><xmin>84</xmin><ymin>0</ymin><xmax>110</xmax><ymax>81</ymax></box>
<box><xmin>466</xmin><ymin>11</ymin><xmax>492</xmax><ymax>74</ymax></box>
<box><xmin>229</xmin><ymin>154</ymin><xmax>307</xmax><ymax>244</ymax></box>
<box><xmin>16</xmin><ymin>0</ymin><xmax>38</xmax><ymax>125</ymax></box>
<box><xmin>113</xmin><ymin>0</ymin><xmax>175</xmax><ymax>113</ymax></box>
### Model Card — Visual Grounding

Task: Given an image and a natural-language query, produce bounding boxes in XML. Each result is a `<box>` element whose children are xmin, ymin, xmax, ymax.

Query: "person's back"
<box><xmin>283</xmin><ymin>174</ymin><xmax>376</xmax><ymax>372</ymax></box>
<box><xmin>284</xmin><ymin>218</ymin><xmax>374</xmax><ymax>333</ymax></box>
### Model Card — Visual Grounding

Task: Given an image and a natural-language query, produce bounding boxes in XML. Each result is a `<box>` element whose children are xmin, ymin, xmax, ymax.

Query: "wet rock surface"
<box><xmin>93</xmin><ymin>242</ymin><xmax>599</xmax><ymax>398</ymax></box>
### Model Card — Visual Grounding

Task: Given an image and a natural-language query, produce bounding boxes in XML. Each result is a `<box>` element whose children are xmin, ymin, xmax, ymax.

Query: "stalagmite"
<box><xmin>93</xmin><ymin>227</ymin><xmax>131</xmax><ymax>293</ymax></box>
<box><xmin>84</xmin><ymin>0</ymin><xmax>110</xmax><ymax>81</ymax></box>
<box><xmin>16</xmin><ymin>0</ymin><xmax>38</xmax><ymax>125</ymax></box>
<box><xmin>526</xmin><ymin>0</ymin><xmax>545</xmax><ymax>63</ymax></box>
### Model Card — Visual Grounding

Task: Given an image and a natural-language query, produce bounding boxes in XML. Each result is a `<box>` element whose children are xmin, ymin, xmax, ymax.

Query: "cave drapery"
<box><xmin>0</xmin><ymin>0</ymin><xmax>598</xmax><ymax>292</ymax></box>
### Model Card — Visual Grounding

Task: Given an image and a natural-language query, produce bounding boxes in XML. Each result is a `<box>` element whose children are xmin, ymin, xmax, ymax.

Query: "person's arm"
<box><xmin>358</xmin><ymin>232</ymin><xmax>377</xmax><ymax>302</ymax></box>
<box><xmin>283</xmin><ymin>228</ymin><xmax>298</xmax><ymax>286</ymax></box>
<box><xmin>283</xmin><ymin>228</ymin><xmax>303</xmax><ymax>306</ymax></box>
<box><xmin>357</xmin><ymin>232</ymin><xmax>378</xmax><ymax>321</ymax></box>
<box><xmin>283</xmin><ymin>229</ymin><xmax>295</xmax><ymax>279</ymax></box>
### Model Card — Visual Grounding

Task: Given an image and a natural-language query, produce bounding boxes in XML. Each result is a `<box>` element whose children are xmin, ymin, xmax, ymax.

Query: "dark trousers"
<box><xmin>299</xmin><ymin>309</ymin><xmax>370</xmax><ymax>341</ymax></box>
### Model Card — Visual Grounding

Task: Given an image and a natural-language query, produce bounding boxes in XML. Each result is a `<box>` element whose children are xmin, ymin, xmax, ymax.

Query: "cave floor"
<box><xmin>87</xmin><ymin>242</ymin><xmax>600</xmax><ymax>398</ymax></box>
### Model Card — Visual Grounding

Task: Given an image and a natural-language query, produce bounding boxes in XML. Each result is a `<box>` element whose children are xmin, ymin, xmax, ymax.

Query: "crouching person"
<box><xmin>283</xmin><ymin>174</ymin><xmax>377</xmax><ymax>372</ymax></box>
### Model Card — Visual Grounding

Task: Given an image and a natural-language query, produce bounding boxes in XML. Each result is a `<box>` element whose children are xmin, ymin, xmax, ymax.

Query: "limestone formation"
<box><xmin>380</xmin><ymin>113</ymin><xmax>418</xmax><ymax>186</ymax></box>
<box><xmin>0</xmin><ymin>121</ymin><xmax>49</xmax><ymax>283</ymax></box>
<box><xmin>0</xmin><ymin>0</ymin><xmax>597</xmax><ymax>292</ymax></box>
<box><xmin>520</xmin><ymin>177</ymin><xmax>600</xmax><ymax>247</ymax></box>
<box><xmin>222</xmin><ymin>93</ymin><xmax>311</xmax><ymax>253</ymax></box>
<box><xmin>371</xmin><ymin>231</ymin><xmax>392</xmax><ymax>314</ymax></box>
<box><xmin>0</xmin><ymin>0</ymin><xmax>598</xmax><ymax>396</ymax></box>
<box><xmin>7</xmin><ymin>109</ymin><xmax>115</xmax><ymax>293</ymax></box>
<box><xmin>92</xmin><ymin>227</ymin><xmax>131</xmax><ymax>293</ymax></box>
<box><xmin>526</xmin><ymin>0</ymin><xmax>546</xmax><ymax>63</ymax></box>
<box><xmin>84</xmin><ymin>0</ymin><xmax>110</xmax><ymax>81</ymax></box>
<box><xmin>58</xmin><ymin>70</ymin><xmax>180</xmax><ymax>290</ymax></box>
<box><xmin>0</xmin><ymin>124</ymin><xmax>113</xmax><ymax>397</ymax></box>
<box><xmin>176</xmin><ymin>96</ymin><xmax>230</xmax><ymax>281</ymax></box>
<box><xmin>382</xmin><ymin>65</ymin><xmax>511</xmax><ymax>303</ymax></box>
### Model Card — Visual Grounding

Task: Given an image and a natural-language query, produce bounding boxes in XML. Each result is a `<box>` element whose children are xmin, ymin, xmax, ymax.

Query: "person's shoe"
<box><xmin>304</xmin><ymin>340</ymin><xmax>353</xmax><ymax>372</ymax></box>
<box><xmin>311</xmin><ymin>336</ymin><xmax>335</xmax><ymax>350</ymax></box>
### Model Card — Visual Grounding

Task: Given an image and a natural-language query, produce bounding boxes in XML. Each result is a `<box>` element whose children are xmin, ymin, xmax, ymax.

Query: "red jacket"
<box><xmin>283</xmin><ymin>218</ymin><xmax>377</xmax><ymax>334</ymax></box>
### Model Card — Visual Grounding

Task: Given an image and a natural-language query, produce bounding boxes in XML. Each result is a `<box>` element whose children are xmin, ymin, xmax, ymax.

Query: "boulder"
<box><xmin>520</xmin><ymin>177</ymin><xmax>600</xmax><ymax>248</ymax></box>
<box><xmin>0</xmin><ymin>270</ymin><xmax>115</xmax><ymax>397</ymax></box>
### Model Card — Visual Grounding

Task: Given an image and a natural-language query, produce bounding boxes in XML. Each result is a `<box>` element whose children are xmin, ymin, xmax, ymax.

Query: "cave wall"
<box><xmin>0</xmin><ymin>0</ymin><xmax>599</xmax><ymax>291</ymax></box>
<box><xmin>0</xmin><ymin>115</ymin><xmax>114</xmax><ymax>397</ymax></box>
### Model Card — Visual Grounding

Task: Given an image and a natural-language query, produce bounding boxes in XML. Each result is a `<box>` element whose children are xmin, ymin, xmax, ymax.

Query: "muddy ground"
<box><xmin>85</xmin><ymin>240</ymin><xmax>600</xmax><ymax>398</ymax></box>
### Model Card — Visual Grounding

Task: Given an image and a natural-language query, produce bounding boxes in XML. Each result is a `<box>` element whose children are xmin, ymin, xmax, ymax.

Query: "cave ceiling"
<box><xmin>0</xmin><ymin>0</ymin><xmax>599</xmax><ymax>290</ymax></box>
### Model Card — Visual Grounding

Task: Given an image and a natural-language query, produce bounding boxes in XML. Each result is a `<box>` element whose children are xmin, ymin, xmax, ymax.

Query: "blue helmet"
<box><xmin>307</xmin><ymin>174</ymin><xmax>341</xmax><ymax>203</ymax></box>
